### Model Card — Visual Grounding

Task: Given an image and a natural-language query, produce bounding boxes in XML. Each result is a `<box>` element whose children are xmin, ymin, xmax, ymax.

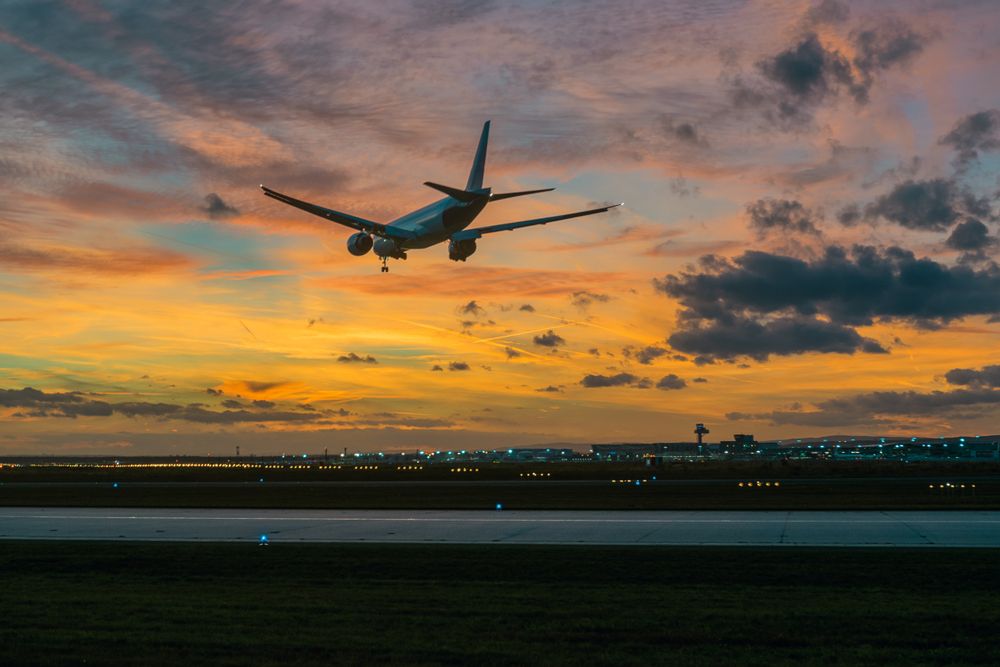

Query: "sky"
<box><xmin>1</xmin><ymin>0</ymin><xmax>999</xmax><ymax>455</ymax></box>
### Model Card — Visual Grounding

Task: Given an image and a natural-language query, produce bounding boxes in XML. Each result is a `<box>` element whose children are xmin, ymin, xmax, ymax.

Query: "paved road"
<box><xmin>3</xmin><ymin>508</ymin><xmax>1000</xmax><ymax>546</ymax></box>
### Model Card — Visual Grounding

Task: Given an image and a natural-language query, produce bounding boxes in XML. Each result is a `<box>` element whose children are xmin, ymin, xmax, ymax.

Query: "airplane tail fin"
<box><xmin>465</xmin><ymin>120</ymin><xmax>490</xmax><ymax>191</ymax></box>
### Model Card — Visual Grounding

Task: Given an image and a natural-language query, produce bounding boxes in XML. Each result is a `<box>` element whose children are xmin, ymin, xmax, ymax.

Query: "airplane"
<box><xmin>260</xmin><ymin>121</ymin><xmax>621</xmax><ymax>272</ymax></box>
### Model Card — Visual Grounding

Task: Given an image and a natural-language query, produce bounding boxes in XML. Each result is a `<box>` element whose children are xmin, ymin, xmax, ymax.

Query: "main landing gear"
<box><xmin>380</xmin><ymin>256</ymin><xmax>389</xmax><ymax>272</ymax></box>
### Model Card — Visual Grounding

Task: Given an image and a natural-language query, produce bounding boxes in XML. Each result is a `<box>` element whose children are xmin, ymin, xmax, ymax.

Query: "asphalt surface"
<box><xmin>2</xmin><ymin>508</ymin><xmax>1000</xmax><ymax>546</ymax></box>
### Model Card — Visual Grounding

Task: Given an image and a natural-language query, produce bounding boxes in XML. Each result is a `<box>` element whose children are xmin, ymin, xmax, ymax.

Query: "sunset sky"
<box><xmin>2</xmin><ymin>0</ymin><xmax>999</xmax><ymax>454</ymax></box>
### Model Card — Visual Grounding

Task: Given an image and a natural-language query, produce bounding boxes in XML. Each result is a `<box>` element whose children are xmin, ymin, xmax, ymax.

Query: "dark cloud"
<box><xmin>205</xmin><ymin>387</ymin><xmax>222</xmax><ymax>396</ymax></box>
<box><xmin>571</xmin><ymin>291</ymin><xmax>611</xmax><ymax>308</ymax></box>
<box><xmin>1</xmin><ymin>386</ymin><xmax>321</xmax><ymax>424</ymax></box>
<box><xmin>337</xmin><ymin>352</ymin><xmax>378</xmax><ymax>364</ymax></box>
<box><xmin>945</xmin><ymin>365</ymin><xmax>1000</xmax><ymax>388</ymax></box>
<box><xmin>939</xmin><ymin>109</ymin><xmax>1000</xmax><ymax>170</ymax></box>
<box><xmin>242</xmin><ymin>381</ymin><xmax>286</xmax><ymax>393</ymax></box>
<box><xmin>459</xmin><ymin>300</ymin><xmax>485</xmax><ymax>317</ymax></box>
<box><xmin>655</xmin><ymin>244</ymin><xmax>1000</xmax><ymax>362</ymax></box>
<box><xmin>662</xmin><ymin>118</ymin><xmax>708</xmax><ymax>148</ymax></box>
<box><xmin>201</xmin><ymin>193</ymin><xmax>239</xmax><ymax>219</ymax></box>
<box><xmin>504</xmin><ymin>347</ymin><xmax>522</xmax><ymax>359</ymax></box>
<box><xmin>805</xmin><ymin>0</ymin><xmax>850</xmax><ymax>26</ymax></box>
<box><xmin>252</xmin><ymin>399</ymin><xmax>275</xmax><ymax>409</ymax></box>
<box><xmin>863</xmin><ymin>179</ymin><xmax>966</xmax><ymax>231</ymax></box>
<box><xmin>622</xmin><ymin>345</ymin><xmax>668</xmax><ymax>365</ymax></box>
<box><xmin>221</xmin><ymin>399</ymin><xmax>244</xmax><ymax>409</ymax></box>
<box><xmin>448</xmin><ymin>361</ymin><xmax>470</xmax><ymax>371</ymax></box>
<box><xmin>837</xmin><ymin>203</ymin><xmax>863</xmax><ymax>226</ymax></box>
<box><xmin>533</xmin><ymin>330</ymin><xmax>566</xmax><ymax>347</ymax></box>
<box><xmin>655</xmin><ymin>374</ymin><xmax>687</xmax><ymax>390</ymax></box>
<box><xmin>946</xmin><ymin>219</ymin><xmax>998</xmax><ymax>264</ymax></box>
<box><xmin>692</xmin><ymin>377</ymin><xmax>708</xmax><ymax>383</ymax></box>
<box><xmin>667</xmin><ymin>314</ymin><xmax>885</xmax><ymax>363</ymax></box>
<box><xmin>746</xmin><ymin>198</ymin><xmax>822</xmax><ymax>238</ymax></box>
<box><xmin>733</xmin><ymin>21</ymin><xmax>927</xmax><ymax>127</ymax></box>
<box><xmin>519</xmin><ymin>304</ymin><xmax>535</xmax><ymax>312</ymax></box>
<box><xmin>536</xmin><ymin>385</ymin><xmax>562</xmax><ymax>393</ymax></box>
<box><xmin>729</xmin><ymin>385</ymin><xmax>1000</xmax><ymax>426</ymax></box>
<box><xmin>430</xmin><ymin>365</ymin><xmax>444</xmax><ymax>371</ymax></box>
<box><xmin>580</xmin><ymin>373</ymin><xmax>648</xmax><ymax>388</ymax></box>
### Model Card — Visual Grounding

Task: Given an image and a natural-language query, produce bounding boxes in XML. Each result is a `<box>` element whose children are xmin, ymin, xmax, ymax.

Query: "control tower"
<box><xmin>695</xmin><ymin>423</ymin><xmax>710</xmax><ymax>454</ymax></box>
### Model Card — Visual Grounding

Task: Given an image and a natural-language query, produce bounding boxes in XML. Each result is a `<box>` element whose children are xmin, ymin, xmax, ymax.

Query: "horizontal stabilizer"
<box><xmin>490</xmin><ymin>187</ymin><xmax>555</xmax><ymax>201</ymax></box>
<box><xmin>423</xmin><ymin>181</ymin><xmax>485</xmax><ymax>203</ymax></box>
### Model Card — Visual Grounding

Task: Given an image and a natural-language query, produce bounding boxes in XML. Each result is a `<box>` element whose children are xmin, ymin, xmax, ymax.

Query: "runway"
<box><xmin>2</xmin><ymin>508</ymin><xmax>1000</xmax><ymax>546</ymax></box>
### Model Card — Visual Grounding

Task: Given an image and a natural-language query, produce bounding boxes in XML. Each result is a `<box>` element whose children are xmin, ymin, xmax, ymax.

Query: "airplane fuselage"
<box><xmin>386</xmin><ymin>195</ymin><xmax>489</xmax><ymax>250</ymax></box>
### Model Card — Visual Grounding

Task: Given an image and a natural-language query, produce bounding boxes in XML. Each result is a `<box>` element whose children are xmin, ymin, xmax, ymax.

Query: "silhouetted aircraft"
<box><xmin>261</xmin><ymin>121</ymin><xmax>620</xmax><ymax>272</ymax></box>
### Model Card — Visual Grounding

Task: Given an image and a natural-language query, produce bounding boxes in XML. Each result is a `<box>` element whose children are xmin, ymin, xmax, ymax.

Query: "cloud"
<box><xmin>0</xmin><ymin>242</ymin><xmax>192</xmax><ymax>276</ymax></box>
<box><xmin>732</xmin><ymin>20</ymin><xmax>927</xmax><ymax>127</ymax></box>
<box><xmin>533</xmin><ymin>330</ymin><xmax>565</xmax><ymax>347</ymax></box>
<box><xmin>623</xmin><ymin>345</ymin><xmax>668</xmax><ymax>365</ymax></box>
<box><xmin>728</xmin><ymin>386</ymin><xmax>1000</xmax><ymax>427</ymax></box>
<box><xmin>430</xmin><ymin>365</ymin><xmax>444</xmax><ymax>371</ymax></box>
<box><xmin>459</xmin><ymin>300</ymin><xmax>485</xmax><ymax>317</ymax></box>
<box><xmin>945</xmin><ymin>365</ymin><xmax>1000</xmax><ymax>388</ymax></box>
<box><xmin>863</xmin><ymin>178</ymin><xmax>975</xmax><ymax>231</ymax></box>
<box><xmin>205</xmin><ymin>387</ymin><xmax>222</xmax><ymax>396</ymax></box>
<box><xmin>946</xmin><ymin>219</ymin><xmax>998</xmax><ymax>264</ymax></box>
<box><xmin>655</xmin><ymin>374</ymin><xmax>686</xmax><ymax>390</ymax></box>
<box><xmin>519</xmin><ymin>304</ymin><xmax>535</xmax><ymax>312</ymax></box>
<box><xmin>655</xmin><ymin>244</ymin><xmax>1000</xmax><ymax>362</ymax></box>
<box><xmin>536</xmin><ymin>385</ymin><xmax>562</xmax><ymax>393</ymax></box>
<box><xmin>252</xmin><ymin>399</ymin><xmax>275</xmax><ymax>409</ymax></box>
<box><xmin>692</xmin><ymin>377</ymin><xmax>708</xmax><ymax>383</ymax></box>
<box><xmin>1</xmin><ymin>386</ymin><xmax>322</xmax><ymax>423</ymax></box>
<box><xmin>667</xmin><ymin>314</ymin><xmax>886</xmax><ymax>364</ymax></box>
<box><xmin>570</xmin><ymin>290</ymin><xmax>611</xmax><ymax>309</ymax></box>
<box><xmin>337</xmin><ymin>352</ymin><xmax>378</xmax><ymax>364</ymax></box>
<box><xmin>939</xmin><ymin>109</ymin><xmax>1000</xmax><ymax>170</ymax></box>
<box><xmin>201</xmin><ymin>193</ymin><xmax>239</xmax><ymax>219</ymax></box>
<box><xmin>241</xmin><ymin>381</ymin><xmax>287</xmax><ymax>393</ymax></box>
<box><xmin>580</xmin><ymin>373</ymin><xmax>648</xmax><ymax>388</ymax></box>
<box><xmin>746</xmin><ymin>198</ymin><xmax>822</xmax><ymax>238</ymax></box>
<box><xmin>221</xmin><ymin>399</ymin><xmax>244</xmax><ymax>409</ymax></box>
<box><xmin>504</xmin><ymin>347</ymin><xmax>522</xmax><ymax>359</ymax></box>
<box><xmin>662</xmin><ymin>118</ymin><xmax>708</xmax><ymax>148</ymax></box>
<box><xmin>448</xmin><ymin>361</ymin><xmax>470</xmax><ymax>371</ymax></box>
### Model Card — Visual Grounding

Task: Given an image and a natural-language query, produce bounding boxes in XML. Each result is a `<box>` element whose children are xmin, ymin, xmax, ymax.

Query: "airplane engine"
<box><xmin>373</xmin><ymin>236</ymin><xmax>406</xmax><ymax>259</ymax></box>
<box><xmin>347</xmin><ymin>233</ymin><xmax>373</xmax><ymax>256</ymax></box>
<box><xmin>448</xmin><ymin>238</ymin><xmax>477</xmax><ymax>261</ymax></box>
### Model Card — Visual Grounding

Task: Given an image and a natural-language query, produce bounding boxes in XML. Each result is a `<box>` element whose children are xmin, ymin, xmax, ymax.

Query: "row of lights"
<box><xmin>738</xmin><ymin>481</ymin><xmax>781</xmax><ymax>487</ymax></box>
<box><xmin>356</xmin><ymin>465</ymin><xmax>380</xmax><ymax>471</ymax></box>
<box><xmin>611</xmin><ymin>479</ymin><xmax>648</xmax><ymax>485</ymax></box>
<box><xmin>929</xmin><ymin>483</ymin><xmax>977</xmax><ymax>490</ymax></box>
<box><xmin>450</xmin><ymin>467</ymin><xmax>480</xmax><ymax>473</ymax></box>
<box><xmin>396</xmin><ymin>465</ymin><xmax>424</xmax><ymax>471</ymax></box>
<box><xmin>519</xmin><ymin>472</ymin><xmax>552</xmax><ymax>478</ymax></box>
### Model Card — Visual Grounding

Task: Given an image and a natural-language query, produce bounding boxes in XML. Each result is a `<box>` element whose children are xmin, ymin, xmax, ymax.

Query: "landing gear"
<box><xmin>380</xmin><ymin>256</ymin><xmax>389</xmax><ymax>273</ymax></box>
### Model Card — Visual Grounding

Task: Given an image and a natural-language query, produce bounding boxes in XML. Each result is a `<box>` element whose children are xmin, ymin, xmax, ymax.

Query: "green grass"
<box><xmin>2</xmin><ymin>542</ymin><xmax>999</xmax><ymax>665</ymax></box>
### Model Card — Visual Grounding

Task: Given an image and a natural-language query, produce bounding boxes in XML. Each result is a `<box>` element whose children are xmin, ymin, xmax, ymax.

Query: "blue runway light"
<box><xmin>635</xmin><ymin>480</ymin><xmax>641</xmax><ymax>486</ymax></box>
<box><xmin>259</xmin><ymin>477</ymin><xmax>264</xmax><ymax>483</ymax></box>
<box><xmin>112</xmin><ymin>482</ymin><xmax>119</xmax><ymax>489</ymax></box>
<box><xmin>259</xmin><ymin>534</ymin><xmax>269</xmax><ymax>545</ymax></box>
<box><xmin>495</xmin><ymin>503</ymin><xmax>503</xmax><ymax>511</ymax></box>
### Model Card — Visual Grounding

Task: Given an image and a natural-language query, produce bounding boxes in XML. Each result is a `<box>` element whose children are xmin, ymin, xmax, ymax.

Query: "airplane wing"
<box><xmin>260</xmin><ymin>185</ymin><xmax>414</xmax><ymax>239</ymax></box>
<box><xmin>450</xmin><ymin>203</ymin><xmax>622</xmax><ymax>241</ymax></box>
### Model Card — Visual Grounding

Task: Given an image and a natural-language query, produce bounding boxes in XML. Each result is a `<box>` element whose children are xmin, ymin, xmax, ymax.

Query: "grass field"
<box><xmin>0</xmin><ymin>478</ymin><xmax>995</xmax><ymax>510</ymax></box>
<box><xmin>2</xmin><ymin>542</ymin><xmax>999</xmax><ymax>665</ymax></box>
